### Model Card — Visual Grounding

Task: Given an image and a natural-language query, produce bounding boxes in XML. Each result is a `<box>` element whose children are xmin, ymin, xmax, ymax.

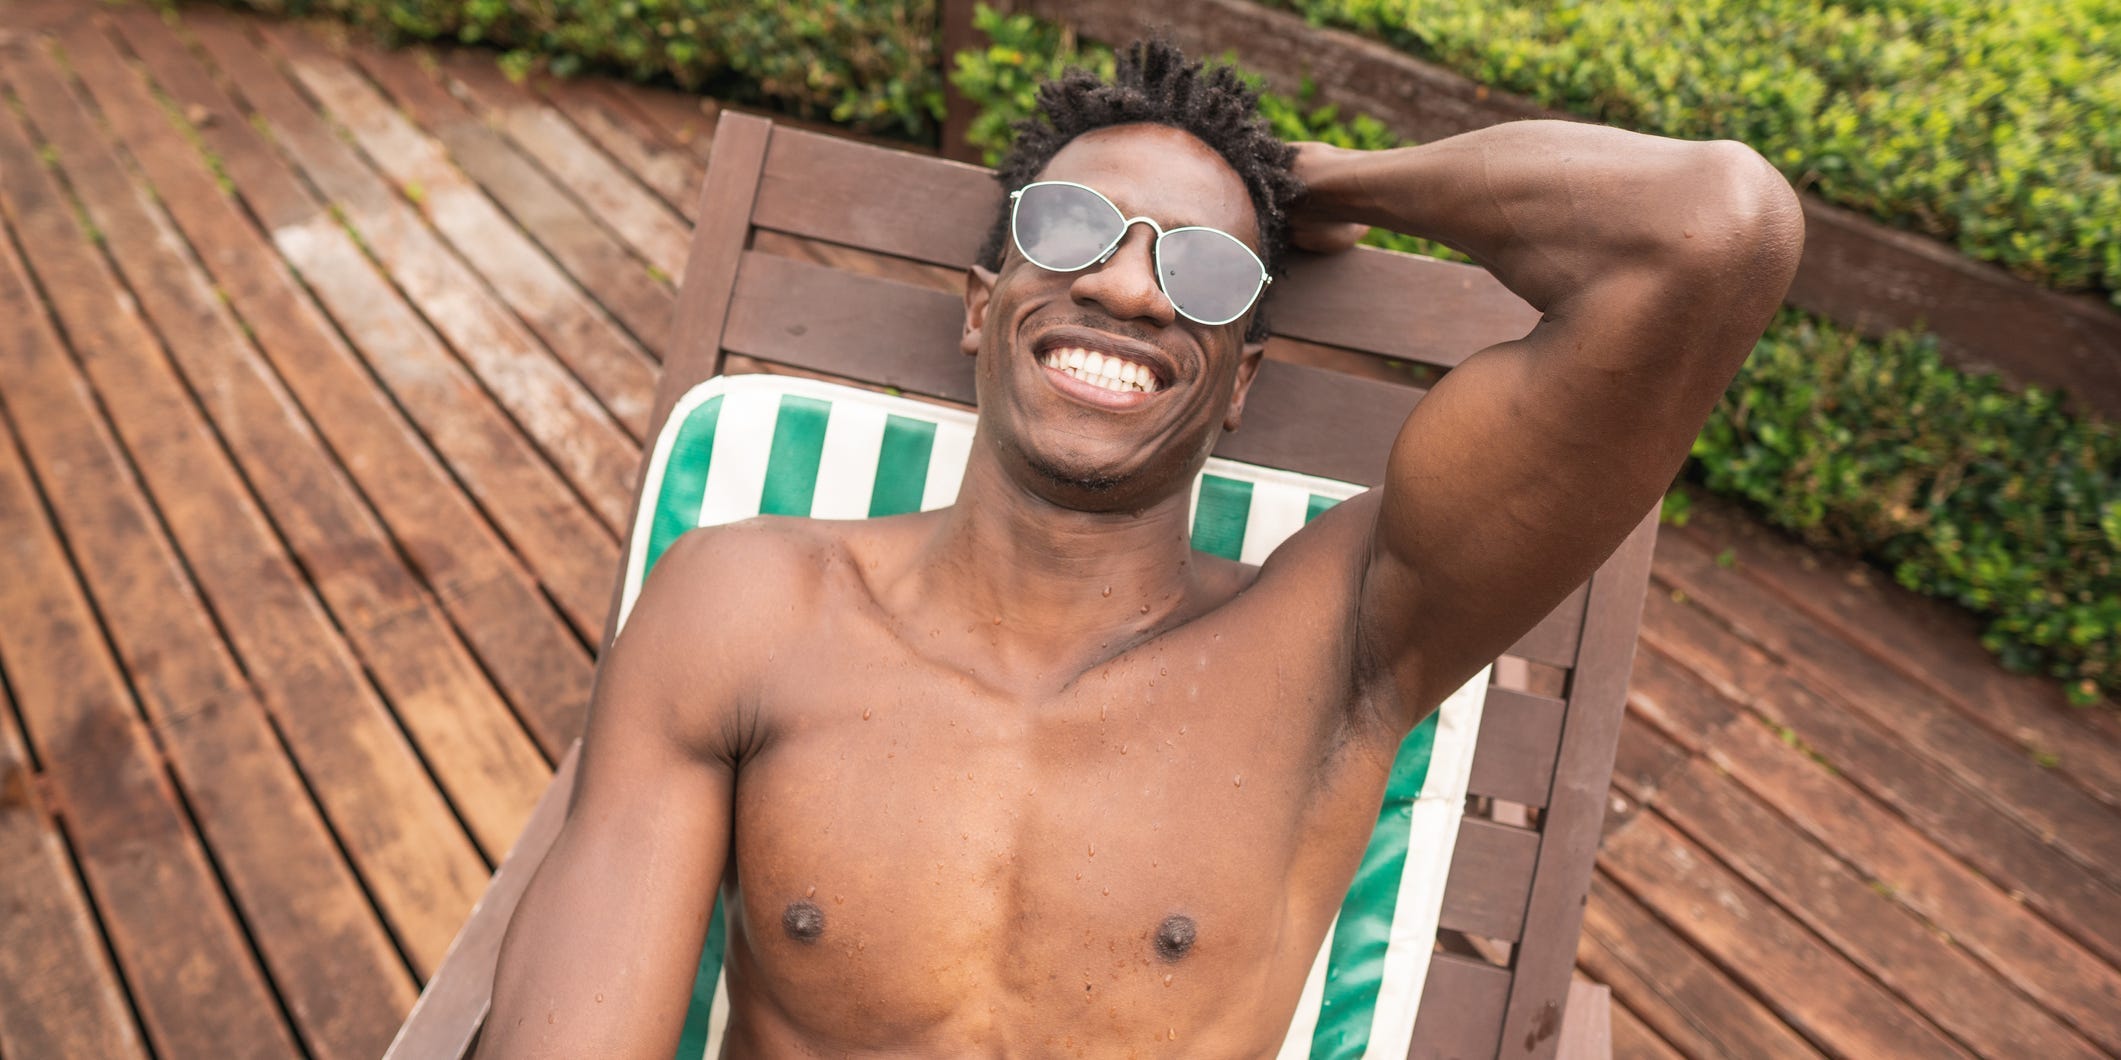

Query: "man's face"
<box><xmin>961</xmin><ymin>123</ymin><xmax>1267</xmax><ymax>512</ymax></box>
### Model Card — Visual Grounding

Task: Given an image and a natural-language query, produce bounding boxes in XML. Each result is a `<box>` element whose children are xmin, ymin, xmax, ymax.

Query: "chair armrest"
<box><xmin>385</xmin><ymin>740</ymin><xmax>583</xmax><ymax>1059</ymax></box>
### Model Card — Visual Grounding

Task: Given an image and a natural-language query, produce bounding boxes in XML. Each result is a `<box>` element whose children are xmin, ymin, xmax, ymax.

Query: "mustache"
<box><xmin>1044</xmin><ymin>313</ymin><xmax>1160</xmax><ymax>346</ymax></box>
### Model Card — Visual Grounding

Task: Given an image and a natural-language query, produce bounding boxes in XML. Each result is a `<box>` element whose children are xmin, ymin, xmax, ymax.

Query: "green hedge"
<box><xmin>218</xmin><ymin>0</ymin><xmax>946</xmax><ymax>135</ymax></box>
<box><xmin>1275</xmin><ymin>0</ymin><xmax>2121</xmax><ymax>309</ymax></box>
<box><xmin>237</xmin><ymin>0</ymin><xmax>2121</xmax><ymax>314</ymax></box>
<box><xmin>956</xmin><ymin>6</ymin><xmax>2118</xmax><ymax>704</ymax></box>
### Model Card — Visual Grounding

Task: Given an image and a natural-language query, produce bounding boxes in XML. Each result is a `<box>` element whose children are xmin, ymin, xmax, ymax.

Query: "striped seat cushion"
<box><xmin>622</xmin><ymin>375</ymin><xmax>1489</xmax><ymax>1060</ymax></box>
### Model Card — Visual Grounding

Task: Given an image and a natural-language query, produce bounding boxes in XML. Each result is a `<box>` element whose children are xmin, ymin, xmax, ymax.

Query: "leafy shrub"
<box><xmin>957</xmin><ymin>4</ymin><xmax>2119</xmax><ymax>702</ymax></box>
<box><xmin>218</xmin><ymin>0</ymin><xmax>945</xmax><ymax>135</ymax></box>
<box><xmin>1273</xmin><ymin>0</ymin><xmax>2121</xmax><ymax>309</ymax></box>
<box><xmin>1693</xmin><ymin>314</ymin><xmax>2118</xmax><ymax>704</ymax></box>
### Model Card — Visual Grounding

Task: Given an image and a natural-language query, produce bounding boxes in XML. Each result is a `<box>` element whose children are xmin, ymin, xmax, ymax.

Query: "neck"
<box><xmin>900</xmin><ymin>452</ymin><xmax>1208</xmax><ymax>680</ymax></box>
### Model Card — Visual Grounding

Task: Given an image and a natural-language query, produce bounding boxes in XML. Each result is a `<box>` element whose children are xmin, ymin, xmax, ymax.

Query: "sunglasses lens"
<box><xmin>1159</xmin><ymin>227</ymin><xmax>1265</xmax><ymax>325</ymax></box>
<box><xmin>1013</xmin><ymin>183</ymin><xmax>1121</xmax><ymax>271</ymax></box>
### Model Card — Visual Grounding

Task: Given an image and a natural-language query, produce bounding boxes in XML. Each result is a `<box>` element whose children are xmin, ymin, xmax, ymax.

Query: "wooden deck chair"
<box><xmin>388</xmin><ymin>112</ymin><xmax>1652</xmax><ymax>1060</ymax></box>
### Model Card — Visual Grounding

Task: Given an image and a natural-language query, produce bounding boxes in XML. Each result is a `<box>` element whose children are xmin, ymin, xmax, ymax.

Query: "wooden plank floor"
<box><xmin>0</xmin><ymin>4</ymin><xmax>2114</xmax><ymax>1056</ymax></box>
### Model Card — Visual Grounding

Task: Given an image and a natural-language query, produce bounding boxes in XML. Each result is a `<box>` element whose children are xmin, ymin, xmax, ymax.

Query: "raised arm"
<box><xmin>479</xmin><ymin>530</ymin><xmax>754</xmax><ymax>1058</ymax></box>
<box><xmin>1295</xmin><ymin>121</ymin><xmax>1803</xmax><ymax>721</ymax></box>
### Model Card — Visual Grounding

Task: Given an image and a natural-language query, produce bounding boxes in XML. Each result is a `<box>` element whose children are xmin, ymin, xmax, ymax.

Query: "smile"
<box><xmin>1040</xmin><ymin>347</ymin><xmax>1163</xmax><ymax>395</ymax></box>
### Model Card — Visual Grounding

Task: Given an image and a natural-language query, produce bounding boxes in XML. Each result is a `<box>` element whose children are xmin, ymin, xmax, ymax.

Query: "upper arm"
<box><xmin>1361</xmin><ymin>142</ymin><xmax>1802</xmax><ymax>715</ymax></box>
<box><xmin>481</xmin><ymin>528</ymin><xmax>783</xmax><ymax>1058</ymax></box>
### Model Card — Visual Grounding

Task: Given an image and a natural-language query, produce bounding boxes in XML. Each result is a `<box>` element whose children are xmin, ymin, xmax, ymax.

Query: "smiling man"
<box><xmin>480</xmin><ymin>40</ymin><xmax>1801</xmax><ymax>1058</ymax></box>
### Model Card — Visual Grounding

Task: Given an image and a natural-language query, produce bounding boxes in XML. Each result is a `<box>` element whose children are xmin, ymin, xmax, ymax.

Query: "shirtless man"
<box><xmin>482</xmin><ymin>40</ymin><xmax>1802</xmax><ymax>1058</ymax></box>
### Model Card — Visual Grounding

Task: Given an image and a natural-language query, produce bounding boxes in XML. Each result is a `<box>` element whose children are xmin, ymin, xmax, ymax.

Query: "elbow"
<box><xmin>1692</xmin><ymin>140</ymin><xmax>1806</xmax><ymax>289</ymax></box>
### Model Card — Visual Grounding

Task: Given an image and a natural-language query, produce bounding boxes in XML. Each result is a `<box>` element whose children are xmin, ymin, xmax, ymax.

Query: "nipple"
<box><xmin>1154</xmin><ymin>914</ymin><xmax>1197</xmax><ymax>962</ymax></box>
<box><xmin>783</xmin><ymin>899</ymin><xmax>825</xmax><ymax>943</ymax></box>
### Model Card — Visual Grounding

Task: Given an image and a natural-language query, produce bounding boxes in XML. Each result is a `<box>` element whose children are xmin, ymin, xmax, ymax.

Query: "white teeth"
<box><xmin>1039</xmin><ymin>347</ymin><xmax>1161</xmax><ymax>394</ymax></box>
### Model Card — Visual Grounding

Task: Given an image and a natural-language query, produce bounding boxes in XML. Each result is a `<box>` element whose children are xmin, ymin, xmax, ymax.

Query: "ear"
<box><xmin>1223</xmin><ymin>339</ymin><xmax>1267</xmax><ymax>432</ymax></box>
<box><xmin>961</xmin><ymin>265</ymin><xmax>998</xmax><ymax>357</ymax></box>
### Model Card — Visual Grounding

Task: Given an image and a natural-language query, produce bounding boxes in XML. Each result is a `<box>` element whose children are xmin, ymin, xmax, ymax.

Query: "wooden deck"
<box><xmin>0</xmin><ymin>3</ymin><xmax>2114</xmax><ymax>1056</ymax></box>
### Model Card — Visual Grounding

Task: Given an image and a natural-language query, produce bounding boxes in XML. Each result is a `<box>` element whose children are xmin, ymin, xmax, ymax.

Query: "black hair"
<box><xmin>977</xmin><ymin>38</ymin><xmax>1300</xmax><ymax>342</ymax></box>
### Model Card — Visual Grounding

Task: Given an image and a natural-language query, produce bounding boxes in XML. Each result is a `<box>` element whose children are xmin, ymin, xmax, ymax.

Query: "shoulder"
<box><xmin>603</xmin><ymin>518</ymin><xmax>856</xmax><ymax>755</ymax></box>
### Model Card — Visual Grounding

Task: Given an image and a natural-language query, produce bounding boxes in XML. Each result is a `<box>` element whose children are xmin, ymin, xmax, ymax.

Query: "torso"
<box><xmin>694</xmin><ymin>513</ymin><xmax>1405</xmax><ymax>1058</ymax></box>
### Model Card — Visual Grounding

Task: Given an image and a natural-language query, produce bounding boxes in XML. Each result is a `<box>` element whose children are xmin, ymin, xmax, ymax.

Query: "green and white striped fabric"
<box><xmin>620</xmin><ymin>374</ymin><xmax>1490</xmax><ymax>1060</ymax></box>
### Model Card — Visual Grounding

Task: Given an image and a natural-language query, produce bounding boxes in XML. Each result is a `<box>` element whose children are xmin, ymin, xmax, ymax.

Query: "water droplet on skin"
<box><xmin>595</xmin><ymin>992</ymin><xmax>604</xmax><ymax>1003</ymax></box>
<box><xmin>1119</xmin><ymin>743</ymin><xmax>1128</xmax><ymax>754</ymax></box>
<box><xmin>1101</xmin><ymin>585</ymin><xmax>1112</xmax><ymax>597</ymax></box>
<box><xmin>1163</xmin><ymin>974</ymin><xmax>1174</xmax><ymax>986</ymax></box>
<box><xmin>1102</xmin><ymin>887</ymin><xmax>1110</xmax><ymax>896</ymax></box>
<box><xmin>1169</xmin><ymin>1027</ymin><xmax>1178</xmax><ymax>1040</ymax></box>
<box><xmin>1087</xmin><ymin>844</ymin><xmax>1096</xmax><ymax>857</ymax></box>
<box><xmin>861</xmin><ymin>707</ymin><xmax>872</xmax><ymax>720</ymax></box>
<box><xmin>1140</xmin><ymin>604</ymin><xmax>1151</xmax><ymax>614</ymax></box>
<box><xmin>1234</xmin><ymin>775</ymin><xmax>1244</xmax><ymax>788</ymax></box>
<box><xmin>806</xmin><ymin>886</ymin><xmax>816</xmax><ymax>898</ymax></box>
<box><xmin>1100</xmin><ymin>703</ymin><xmax>1107</xmax><ymax>721</ymax></box>
<box><xmin>1179</xmin><ymin>726</ymin><xmax>1187</xmax><ymax>736</ymax></box>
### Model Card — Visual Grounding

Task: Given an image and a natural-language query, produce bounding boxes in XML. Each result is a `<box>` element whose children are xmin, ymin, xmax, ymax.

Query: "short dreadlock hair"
<box><xmin>977</xmin><ymin>38</ymin><xmax>1301</xmax><ymax>342</ymax></box>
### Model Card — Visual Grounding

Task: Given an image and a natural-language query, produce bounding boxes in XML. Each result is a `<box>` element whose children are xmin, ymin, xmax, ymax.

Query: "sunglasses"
<box><xmin>1008</xmin><ymin>181</ymin><xmax>1271</xmax><ymax>327</ymax></box>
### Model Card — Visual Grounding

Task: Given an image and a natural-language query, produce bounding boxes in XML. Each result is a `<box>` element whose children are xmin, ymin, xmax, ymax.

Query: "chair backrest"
<box><xmin>387</xmin><ymin>112</ymin><xmax>1654</xmax><ymax>1060</ymax></box>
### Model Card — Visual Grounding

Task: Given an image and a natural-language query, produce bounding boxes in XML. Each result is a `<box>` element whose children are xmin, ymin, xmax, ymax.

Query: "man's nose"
<box><xmin>1069</xmin><ymin>223</ymin><xmax>1175</xmax><ymax>327</ymax></box>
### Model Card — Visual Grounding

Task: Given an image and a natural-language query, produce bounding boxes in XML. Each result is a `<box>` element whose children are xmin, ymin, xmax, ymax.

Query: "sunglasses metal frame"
<box><xmin>1008</xmin><ymin>180</ymin><xmax>1271</xmax><ymax>327</ymax></box>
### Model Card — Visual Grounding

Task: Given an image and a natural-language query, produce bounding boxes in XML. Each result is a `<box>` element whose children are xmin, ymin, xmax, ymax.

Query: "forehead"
<box><xmin>1032</xmin><ymin>124</ymin><xmax>1260</xmax><ymax>248</ymax></box>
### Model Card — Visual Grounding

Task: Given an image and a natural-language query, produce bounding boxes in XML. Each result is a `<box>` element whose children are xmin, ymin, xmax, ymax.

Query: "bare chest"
<box><xmin>716</xmin><ymin>617</ymin><xmax>1394</xmax><ymax>1051</ymax></box>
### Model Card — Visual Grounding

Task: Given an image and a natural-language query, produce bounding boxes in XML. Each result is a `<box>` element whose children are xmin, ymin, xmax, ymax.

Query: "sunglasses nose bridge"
<box><xmin>1095</xmin><ymin>215</ymin><xmax>1165</xmax><ymax>267</ymax></box>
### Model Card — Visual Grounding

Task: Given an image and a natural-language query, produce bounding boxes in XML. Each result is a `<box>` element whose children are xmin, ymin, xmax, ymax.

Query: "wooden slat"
<box><xmin>0</xmin><ymin>55</ymin><xmax>487</xmax><ymax>979</ymax></box>
<box><xmin>1602</xmin><ymin>996</ymin><xmax>1682</xmax><ymax>1060</ymax></box>
<box><xmin>436</xmin><ymin>48</ymin><xmax>693</xmax><ymax>281</ymax></box>
<box><xmin>1605</xmin><ymin>714</ymin><xmax>1690</xmax><ymax>807</ymax></box>
<box><xmin>265</xmin><ymin>24</ymin><xmax>658</xmax><ymax>441</ymax></box>
<box><xmin>356</xmin><ymin>44</ymin><xmax>680</xmax><ymax>365</ymax></box>
<box><xmin>1439</xmin><ymin>818</ymin><xmax>1540</xmax><ymax>941</ymax></box>
<box><xmin>122</xmin><ymin>6</ymin><xmax>619</xmax><ymax>644</ymax></box>
<box><xmin>1680</xmin><ymin>496</ymin><xmax>2121</xmax><ymax>747</ymax></box>
<box><xmin>1468</xmin><ymin>687</ymin><xmax>1566</xmax><ymax>807</ymax></box>
<box><xmin>537</xmin><ymin>75</ymin><xmax>702</xmax><ymax>220</ymax></box>
<box><xmin>1409</xmin><ymin>953</ymin><xmax>1511</xmax><ymax>1059</ymax></box>
<box><xmin>0</xmin><ymin>238</ymin><xmax>300</xmax><ymax>1060</ymax></box>
<box><xmin>752</xmin><ymin>124</ymin><xmax>999</xmax><ymax>267</ymax></box>
<box><xmin>1577</xmin><ymin>873</ymin><xmax>1824</xmax><ymax>1058</ymax></box>
<box><xmin>1658</xmin><ymin>530</ymin><xmax>2121</xmax><ymax>874</ymax></box>
<box><xmin>387</xmin><ymin>742</ymin><xmax>580</xmax><ymax>1060</ymax></box>
<box><xmin>1268</xmin><ymin>248</ymin><xmax>1542</xmax><ymax>368</ymax></box>
<box><xmin>96</xmin><ymin>7</ymin><xmax>594</xmax><ymax>760</ymax></box>
<box><xmin>1662</xmin><ymin>517</ymin><xmax>2112</xmax><ymax>805</ymax></box>
<box><xmin>1656</xmin><ymin>756</ymin><xmax>2103</xmax><ymax>1059</ymax></box>
<box><xmin>1628</xmin><ymin>637</ymin><xmax>2121</xmax><ymax>1053</ymax></box>
<box><xmin>1501</xmin><ymin>511</ymin><xmax>1656</xmax><ymax>1059</ymax></box>
<box><xmin>1641</xmin><ymin>576</ymin><xmax>2121</xmax><ymax>967</ymax></box>
<box><xmin>45</xmin><ymin>19</ymin><xmax>548</xmax><ymax>868</ymax></box>
<box><xmin>0</xmin><ymin>675</ymin><xmax>149</xmax><ymax>1060</ymax></box>
<box><xmin>187</xmin><ymin>12</ymin><xmax>641</xmax><ymax>535</ymax></box>
<box><xmin>1601</xmin><ymin>813</ymin><xmax>1972</xmax><ymax>1058</ymax></box>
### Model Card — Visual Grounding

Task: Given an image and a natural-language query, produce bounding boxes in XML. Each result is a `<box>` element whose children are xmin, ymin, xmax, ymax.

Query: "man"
<box><xmin>482</xmin><ymin>39</ymin><xmax>1801</xmax><ymax>1057</ymax></box>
